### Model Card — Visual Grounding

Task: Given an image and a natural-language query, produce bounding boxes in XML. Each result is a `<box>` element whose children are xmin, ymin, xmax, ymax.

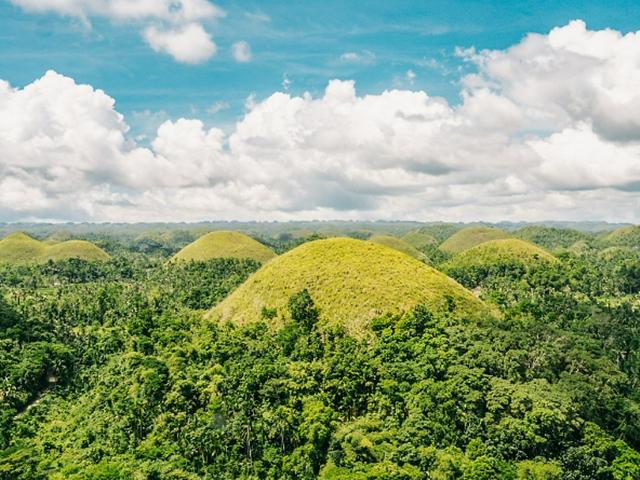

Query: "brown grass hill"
<box><xmin>369</xmin><ymin>235</ymin><xmax>427</xmax><ymax>261</ymax></box>
<box><xmin>439</xmin><ymin>226</ymin><xmax>511</xmax><ymax>254</ymax></box>
<box><xmin>0</xmin><ymin>232</ymin><xmax>109</xmax><ymax>264</ymax></box>
<box><xmin>401</xmin><ymin>230</ymin><xmax>439</xmax><ymax>250</ymax></box>
<box><xmin>171</xmin><ymin>231</ymin><xmax>276</xmax><ymax>263</ymax></box>
<box><xmin>444</xmin><ymin>238</ymin><xmax>557</xmax><ymax>271</ymax></box>
<box><xmin>209</xmin><ymin>237</ymin><xmax>495</xmax><ymax>337</ymax></box>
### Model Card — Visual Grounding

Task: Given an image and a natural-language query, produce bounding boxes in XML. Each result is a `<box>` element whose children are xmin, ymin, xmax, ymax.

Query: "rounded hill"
<box><xmin>0</xmin><ymin>233</ymin><xmax>109</xmax><ymax>264</ymax></box>
<box><xmin>171</xmin><ymin>231</ymin><xmax>276</xmax><ymax>263</ymax></box>
<box><xmin>369</xmin><ymin>235</ymin><xmax>427</xmax><ymax>261</ymax></box>
<box><xmin>402</xmin><ymin>230</ymin><xmax>439</xmax><ymax>250</ymax></box>
<box><xmin>210</xmin><ymin>238</ymin><xmax>494</xmax><ymax>337</ymax></box>
<box><xmin>41</xmin><ymin>240</ymin><xmax>110</xmax><ymax>262</ymax></box>
<box><xmin>444</xmin><ymin>239</ymin><xmax>557</xmax><ymax>271</ymax></box>
<box><xmin>514</xmin><ymin>226</ymin><xmax>592</xmax><ymax>250</ymax></box>
<box><xmin>602</xmin><ymin>225</ymin><xmax>640</xmax><ymax>248</ymax></box>
<box><xmin>440</xmin><ymin>226</ymin><xmax>511</xmax><ymax>254</ymax></box>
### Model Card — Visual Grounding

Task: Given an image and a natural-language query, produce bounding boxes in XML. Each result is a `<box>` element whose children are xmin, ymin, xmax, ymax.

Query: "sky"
<box><xmin>1</xmin><ymin>0</ymin><xmax>640</xmax><ymax>223</ymax></box>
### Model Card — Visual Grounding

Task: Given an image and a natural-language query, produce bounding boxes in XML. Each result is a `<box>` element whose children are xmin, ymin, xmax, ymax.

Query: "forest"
<box><xmin>0</xmin><ymin>222</ymin><xmax>639</xmax><ymax>479</ymax></box>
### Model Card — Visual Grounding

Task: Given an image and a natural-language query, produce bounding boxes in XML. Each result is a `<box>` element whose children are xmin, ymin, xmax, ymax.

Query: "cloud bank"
<box><xmin>1</xmin><ymin>20</ymin><xmax>640</xmax><ymax>222</ymax></box>
<box><xmin>8</xmin><ymin>0</ymin><xmax>222</xmax><ymax>63</ymax></box>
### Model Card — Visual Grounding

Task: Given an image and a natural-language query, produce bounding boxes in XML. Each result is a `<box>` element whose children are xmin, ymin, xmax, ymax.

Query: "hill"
<box><xmin>444</xmin><ymin>238</ymin><xmax>557</xmax><ymax>271</ymax></box>
<box><xmin>369</xmin><ymin>235</ymin><xmax>427</xmax><ymax>261</ymax></box>
<box><xmin>602</xmin><ymin>225</ymin><xmax>640</xmax><ymax>248</ymax></box>
<box><xmin>440</xmin><ymin>226</ymin><xmax>510</xmax><ymax>254</ymax></box>
<box><xmin>41</xmin><ymin>240</ymin><xmax>110</xmax><ymax>262</ymax></box>
<box><xmin>0</xmin><ymin>232</ymin><xmax>109</xmax><ymax>264</ymax></box>
<box><xmin>401</xmin><ymin>230</ymin><xmax>439</xmax><ymax>250</ymax></box>
<box><xmin>210</xmin><ymin>238</ymin><xmax>494</xmax><ymax>336</ymax></box>
<box><xmin>513</xmin><ymin>225</ymin><xmax>592</xmax><ymax>250</ymax></box>
<box><xmin>171</xmin><ymin>231</ymin><xmax>276</xmax><ymax>263</ymax></box>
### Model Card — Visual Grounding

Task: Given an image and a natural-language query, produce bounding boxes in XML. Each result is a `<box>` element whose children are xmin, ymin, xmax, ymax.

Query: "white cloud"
<box><xmin>406</xmin><ymin>69</ymin><xmax>416</xmax><ymax>83</ymax></box>
<box><xmin>339</xmin><ymin>50</ymin><xmax>376</xmax><ymax>65</ymax></box>
<box><xmin>143</xmin><ymin>23</ymin><xmax>216</xmax><ymax>64</ymax></box>
<box><xmin>9</xmin><ymin>0</ymin><xmax>223</xmax><ymax>63</ymax></box>
<box><xmin>2</xmin><ymin>20</ymin><xmax>640</xmax><ymax>222</ymax></box>
<box><xmin>231</xmin><ymin>41</ymin><xmax>252</xmax><ymax>63</ymax></box>
<box><xmin>207</xmin><ymin>100</ymin><xmax>230</xmax><ymax>114</ymax></box>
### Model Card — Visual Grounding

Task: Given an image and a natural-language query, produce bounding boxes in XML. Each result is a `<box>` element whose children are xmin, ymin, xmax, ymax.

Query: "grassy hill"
<box><xmin>171</xmin><ymin>231</ymin><xmax>276</xmax><ymax>263</ymax></box>
<box><xmin>210</xmin><ymin>238</ymin><xmax>494</xmax><ymax>337</ymax></box>
<box><xmin>402</xmin><ymin>230</ymin><xmax>439</xmax><ymax>250</ymax></box>
<box><xmin>444</xmin><ymin>238</ymin><xmax>557</xmax><ymax>271</ymax></box>
<box><xmin>602</xmin><ymin>225</ymin><xmax>640</xmax><ymax>248</ymax></box>
<box><xmin>0</xmin><ymin>232</ymin><xmax>109</xmax><ymax>264</ymax></box>
<box><xmin>440</xmin><ymin>226</ymin><xmax>510</xmax><ymax>254</ymax></box>
<box><xmin>514</xmin><ymin>225</ymin><xmax>592</xmax><ymax>250</ymax></box>
<box><xmin>369</xmin><ymin>235</ymin><xmax>427</xmax><ymax>261</ymax></box>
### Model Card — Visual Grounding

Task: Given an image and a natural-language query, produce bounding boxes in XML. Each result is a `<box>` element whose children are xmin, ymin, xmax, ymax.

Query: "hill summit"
<box><xmin>0</xmin><ymin>232</ymin><xmax>109</xmax><ymax>264</ymax></box>
<box><xmin>171</xmin><ymin>231</ymin><xmax>276</xmax><ymax>263</ymax></box>
<box><xmin>440</xmin><ymin>226</ymin><xmax>511</xmax><ymax>254</ymax></box>
<box><xmin>444</xmin><ymin>238</ymin><xmax>557</xmax><ymax>271</ymax></box>
<box><xmin>210</xmin><ymin>237</ymin><xmax>494</xmax><ymax>336</ymax></box>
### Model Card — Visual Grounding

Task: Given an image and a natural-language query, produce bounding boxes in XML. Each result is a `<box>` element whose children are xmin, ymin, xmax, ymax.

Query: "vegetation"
<box><xmin>0</xmin><ymin>223</ymin><xmax>638</xmax><ymax>478</ymax></box>
<box><xmin>368</xmin><ymin>235</ymin><xmax>427</xmax><ymax>261</ymax></box>
<box><xmin>602</xmin><ymin>225</ymin><xmax>640</xmax><ymax>248</ymax></box>
<box><xmin>440</xmin><ymin>226</ymin><xmax>511</xmax><ymax>254</ymax></box>
<box><xmin>513</xmin><ymin>226</ymin><xmax>593</xmax><ymax>251</ymax></box>
<box><xmin>211</xmin><ymin>238</ymin><xmax>493</xmax><ymax>337</ymax></box>
<box><xmin>401</xmin><ymin>230</ymin><xmax>439</xmax><ymax>250</ymax></box>
<box><xmin>0</xmin><ymin>232</ymin><xmax>109</xmax><ymax>264</ymax></box>
<box><xmin>171</xmin><ymin>231</ymin><xmax>277</xmax><ymax>263</ymax></box>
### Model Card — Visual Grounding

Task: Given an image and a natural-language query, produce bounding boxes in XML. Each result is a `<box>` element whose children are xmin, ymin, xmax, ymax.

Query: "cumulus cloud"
<box><xmin>231</xmin><ymin>41</ymin><xmax>252</xmax><ymax>63</ymax></box>
<box><xmin>8</xmin><ymin>0</ymin><xmax>222</xmax><ymax>63</ymax></box>
<box><xmin>1</xmin><ymin>20</ymin><xmax>640</xmax><ymax>222</ymax></box>
<box><xmin>143</xmin><ymin>23</ymin><xmax>216</xmax><ymax>64</ymax></box>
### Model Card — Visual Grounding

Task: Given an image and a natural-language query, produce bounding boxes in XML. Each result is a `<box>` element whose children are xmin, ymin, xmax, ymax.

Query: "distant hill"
<box><xmin>601</xmin><ymin>225</ymin><xmax>640</xmax><ymax>248</ymax></box>
<box><xmin>440</xmin><ymin>226</ymin><xmax>511</xmax><ymax>254</ymax></box>
<box><xmin>514</xmin><ymin>226</ymin><xmax>592</xmax><ymax>250</ymax></box>
<box><xmin>402</xmin><ymin>230</ymin><xmax>439</xmax><ymax>250</ymax></box>
<box><xmin>209</xmin><ymin>237</ymin><xmax>494</xmax><ymax>337</ymax></box>
<box><xmin>171</xmin><ymin>231</ymin><xmax>276</xmax><ymax>263</ymax></box>
<box><xmin>369</xmin><ymin>235</ymin><xmax>427</xmax><ymax>261</ymax></box>
<box><xmin>0</xmin><ymin>232</ymin><xmax>109</xmax><ymax>264</ymax></box>
<box><xmin>444</xmin><ymin>238</ymin><xmax>557</xmax><ymax>271</ymax></box>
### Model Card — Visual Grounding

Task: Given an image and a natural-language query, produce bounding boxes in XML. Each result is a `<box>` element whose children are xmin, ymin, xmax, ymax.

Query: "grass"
<box><xmin>401</xmin><ymin>230</ymin><xmax>439</xmax><ymax>250</ymax></box>
<box><xmin>171</xmin><ymin>231</ymin><xmax>276</xmax><ymax>263</ymax></box>
<box><xmin>209</xmin><ymin>238</ymin><xmax>494</xmax><ymax>337</ymax></box>
<box><xmin>602</xmin><ymin>225</ymin><xmax>640</xmax><ymax>248</ymax></box>
<box><xmin>440</xmin><ymin>226</ymin><xmax>511</xmax><ymax>254</ymax></box>
<box><xmin>369</xmin><ymin>235</ymin><xmax>427</xmax><ymax>261</ymax></box>
<box><xmin>0</xmin><ymin>232</ymin><xmax>110</xmax><ymax>264</ymax></box>
<box><xmin>444</xmin><ymin>238</ymin><xmax>557</xmax><ymax>270</ymax></box>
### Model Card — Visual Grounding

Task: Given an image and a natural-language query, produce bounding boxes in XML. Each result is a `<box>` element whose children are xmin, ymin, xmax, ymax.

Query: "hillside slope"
<box><xmin>0</xmin><ymin>233</ymin><xmax>109</xmax><ymax>264</ymax></box>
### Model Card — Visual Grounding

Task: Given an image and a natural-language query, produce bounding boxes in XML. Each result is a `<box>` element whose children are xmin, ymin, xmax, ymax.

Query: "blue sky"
<box><xmin>1</xmin><ymin>1</ymin><xmax>640</xmax><ymax>222</ymax></box>
<box><xmin>2</xmin><ymin>0</ymin><xmax>640</xmax><ymax>135</ymax></box>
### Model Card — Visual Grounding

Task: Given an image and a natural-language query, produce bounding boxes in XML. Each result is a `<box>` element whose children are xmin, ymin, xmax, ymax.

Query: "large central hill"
<box><xmin>0</xmin><ymin>232</ymin><xmax>109</xmax><ymax>264</ymax></box>
<box><xmin>210</xmin><ymin>237</ymin><xmax>494</xmax><ymax>336</ymax></box>
<box><xmin>171</xmin><ymin>231</ymin><xmax>276</xmax><ymax>263</ymax></box>
<box><xmin>440</xmin><ymin>226</ymin><xmax>511</xmax><ymax>254</ymax></box>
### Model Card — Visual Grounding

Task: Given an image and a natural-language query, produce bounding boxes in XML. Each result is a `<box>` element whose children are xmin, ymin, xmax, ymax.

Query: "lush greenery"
<box><xmin>0</xmin><ymin>225</ymin><xmax>638</xmax><ymax>479</ymax></box>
